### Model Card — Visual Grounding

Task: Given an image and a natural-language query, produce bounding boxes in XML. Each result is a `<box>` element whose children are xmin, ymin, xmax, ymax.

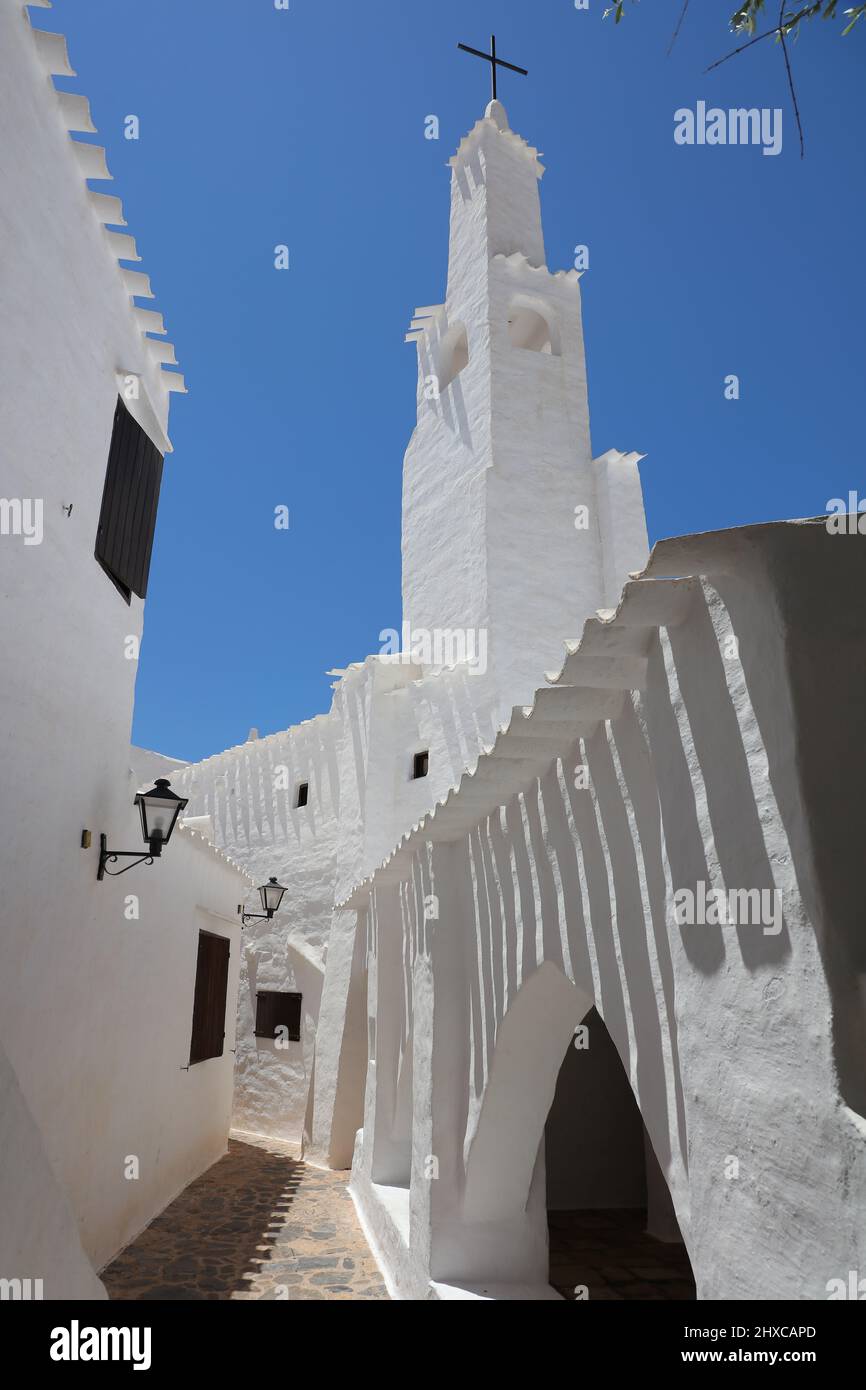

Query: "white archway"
<box><xmin>463</xmin><ymin>962</ymin><xmax>591</xmax><ymax>1223</ymax></box>
<box><xmin>458</xmin><ymin>959</ymin><xmax>694</xmax><ymax>1298</ymax></box>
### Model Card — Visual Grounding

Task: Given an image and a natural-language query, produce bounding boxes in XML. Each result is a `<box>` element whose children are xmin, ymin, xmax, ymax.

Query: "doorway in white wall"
<box><xmin>544</xmin><ymin>1007</ymin><xmax>695</xmax><ymax>1300</ymax></box>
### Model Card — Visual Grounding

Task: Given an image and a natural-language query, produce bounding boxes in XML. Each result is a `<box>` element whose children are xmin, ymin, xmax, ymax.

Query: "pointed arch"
<box><xmin>463</xmin><ymin>962</ymin><xmax>591</xmax><ymax>1222</ymax></box>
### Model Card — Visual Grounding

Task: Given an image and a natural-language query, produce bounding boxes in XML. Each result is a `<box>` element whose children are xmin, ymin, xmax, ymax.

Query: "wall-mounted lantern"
<box><xmin>238</xmin><ymin>877</ymin><xmax>288</xmax><ymax>926</ymax></box>
<box><xmin>96</xmin><ymin>778</ymin><xmax>189</xmax><ymax>880</ymax></box>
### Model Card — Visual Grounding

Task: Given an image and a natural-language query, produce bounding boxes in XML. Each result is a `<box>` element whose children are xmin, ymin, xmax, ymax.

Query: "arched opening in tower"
<box><xmin>507</xmin><ymin>304</ymin><xmax>556</xmax><ymax>354</ymax></box>
<box><xmin>544</xmin><ymin>1007</ymin><xmax>696</xmax><ymax>1300</ymax></box>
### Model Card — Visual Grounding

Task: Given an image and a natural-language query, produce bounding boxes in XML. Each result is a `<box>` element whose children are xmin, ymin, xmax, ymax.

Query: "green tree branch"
<box><xmin>602</xmin><ymin>1</ymin><xmax>866</xmax><ymax>36</ymax></box>
<box><xmin>602</xmin><ymin>1</ymin><xmax>865</xmax><ymax>159</ymax></box>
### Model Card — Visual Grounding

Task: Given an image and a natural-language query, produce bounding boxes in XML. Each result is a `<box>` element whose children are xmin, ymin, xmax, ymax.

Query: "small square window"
<box><xmin>295</xmin><ymin>782</ymin><xmax>309</xmax><ymax>808</ymax></box>
<box><xmin>412</xmin><ymin>750</ymin><xmax>429</xmax><ymax>780</ymax></box>
<box><xmin>255</xmin><ymin>991</ymin><xmax>302</xmax><ymax>1042</ymax></box>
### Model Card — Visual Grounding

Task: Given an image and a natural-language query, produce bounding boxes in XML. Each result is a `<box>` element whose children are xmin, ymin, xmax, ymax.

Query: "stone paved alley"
<box><xmin>103</xmin><ymin>1134</ymin><xmax>389</xmax><ymax>1301</ymax></box>
<box><xmin>103</xmin><ymin>1132</ymin><xmax>696</xmax><ymax>1302</ymax></box>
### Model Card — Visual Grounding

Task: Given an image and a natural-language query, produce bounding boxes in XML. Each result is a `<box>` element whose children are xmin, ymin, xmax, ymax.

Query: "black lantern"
<box><xmin>259</xmin><ymin>876</ymin><xmax>287</xmax><ymax>916</ymax></box>
<box><xmin>239</xmin><ymin>877</ymin><xmax>288</xmax><ymax>925</ymax></box>
<box><xmin>96</xmin><ymin>778</ymin><xmax>189</xmax><ymax>880</ymax></box>
<box><xmin>134</xmin><ymin>778</ymin><xmax>188</xmax><ymax>857</ymax></box>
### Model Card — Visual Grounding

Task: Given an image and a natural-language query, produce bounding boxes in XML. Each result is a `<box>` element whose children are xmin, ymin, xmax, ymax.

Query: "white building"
<box><xmin>0</xmin><ymin>4</ymin><xmax>250</xmax><ymax>1300</ymax></box>
<box><xmin>176</xmin><ymin>98</ymin><xmax>866</xmax><ymax>1301</ymax></box>
<box><xmin>175</xmin><ymin>95</ymin><xmax>648</xmax><ymax>1164</ymax></box>
<box><xmin>2</xmin><ymin>4</ymin><xmax>864</xmax><ymax>1304</ymax></box>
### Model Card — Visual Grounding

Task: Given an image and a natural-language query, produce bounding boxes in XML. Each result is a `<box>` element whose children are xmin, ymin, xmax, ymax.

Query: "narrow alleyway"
<box><xmin>103</xmin><ymin>1134</ymin><xmax>389</xmax><ymax>1300</ymax></box>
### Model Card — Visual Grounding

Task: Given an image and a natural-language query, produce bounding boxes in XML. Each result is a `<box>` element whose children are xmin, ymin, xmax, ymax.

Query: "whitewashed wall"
<box><xmin>233</xmin><ymin>939</ymin><xmax>323</xmax><ymax>1145</ymax></box>
<box><xmin>0</xmin><ymin>6</ymin><xmax>247</xmax><ymax>1295</ymax></box>
<box><xmin>175</xmin><ymin>717</ymin><xmax>340</xmax><ymax>1145</ymax></box>
<box><xmin>348</xmin><ymin>521</ymin><xmax>866</xmax><ymax>1301</ymax></box>
<box><xmin>0</xmin><ymin>1041</ymin><xmax>106</xmax><ymax>1301</ymax></box>
<box><xmin>178</xmin><ymin>657</ymin><xmax>507</xmax><ymax>1153</ymax></box>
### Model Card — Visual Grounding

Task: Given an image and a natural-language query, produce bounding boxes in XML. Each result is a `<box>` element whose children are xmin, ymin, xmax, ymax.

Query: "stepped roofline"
<box><xmin>24</xmin><ymin>3</ymin><xmax>185</xmax><ymax>445</ymax></box>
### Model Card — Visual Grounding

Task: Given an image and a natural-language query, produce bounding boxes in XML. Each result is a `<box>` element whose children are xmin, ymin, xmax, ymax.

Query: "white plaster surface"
<box><xmin>0</xmin><ymin>1042</ymin><xmax>107</xmax><ymax>1301</ymax></box>
<box><xmin>342</xmin><ymin>520</ymin><xmax>866</xmax><ymax>1300</ymax></box>
<box><xmin>0</xmin><ymin>5</ymin><xmax>247</xmax><ymax>1292</ymax></box>
<box><xmin>174</xmin><ymin>716</ymin><xmax>339</xmax><ymax>1145</ymax></box>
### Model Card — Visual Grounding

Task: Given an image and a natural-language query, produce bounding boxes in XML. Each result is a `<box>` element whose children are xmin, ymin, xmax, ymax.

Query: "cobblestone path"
<box><xmin>103</xmin><ymin>1133</ymin><xmax>389</xmax><ymax>1301</ymax></box>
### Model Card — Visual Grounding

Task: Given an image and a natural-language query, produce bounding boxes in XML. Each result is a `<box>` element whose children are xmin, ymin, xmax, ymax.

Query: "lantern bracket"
<box><xmin>238</xmin><ymin>906</ymin><xmax>272</xmax><ymax>926</ymax></box>
<box><xmin>97</xmin><ymin>834</ymin><xmax>155</xmax><ymax>880</ymax></box>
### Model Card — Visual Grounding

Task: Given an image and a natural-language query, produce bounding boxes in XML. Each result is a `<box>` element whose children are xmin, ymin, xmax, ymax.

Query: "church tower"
<box><xmin>402</xmin><ymin>99</ymin><xmax>648</xmax><ymax>714</ymax></box>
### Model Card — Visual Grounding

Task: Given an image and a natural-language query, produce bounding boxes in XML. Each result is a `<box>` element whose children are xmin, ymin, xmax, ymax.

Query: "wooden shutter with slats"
<box><xmin>95</xmin><ymin>396</ymin><xmax>164</xmax><ymax>601</ymax></box>
<box><xmin>189</xmin><ymin>931</ymin><xmax>231</xmax><ymax>1065</ymax></box>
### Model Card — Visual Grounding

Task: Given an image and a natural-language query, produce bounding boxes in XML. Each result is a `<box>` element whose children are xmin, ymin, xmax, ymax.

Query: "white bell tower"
<box><xmin>401</xmin><ymin>100</ymin><xmax>649</xmax><ymax>715</ymax></box>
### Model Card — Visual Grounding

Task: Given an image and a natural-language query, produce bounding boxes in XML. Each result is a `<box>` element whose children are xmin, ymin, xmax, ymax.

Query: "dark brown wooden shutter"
<box><xmin>95</xmin><ymin>396</ymin><xmax>164</xmax><ymax>601</ymax></box>
<box><xmin>189</xmin><ymin>931</ymin><xmax>231</xmax><ymax>1065</ymax></box>
<box><xmin>255</xmin><ymin>991</ymin><xmax>302</xmax><ymax>1042</ymax></box>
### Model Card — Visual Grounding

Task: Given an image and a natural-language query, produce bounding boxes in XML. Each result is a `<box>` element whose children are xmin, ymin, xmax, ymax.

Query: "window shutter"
<box><xmin>189</xmin><ymin>931</ymin><xmax>231</xmax><ymax>1065</ymax></box>
<box><xmin>254</xmin><ymin>993</ymin><xmax>274</xmax><ymax>1039</ymax></box>
<box><xmin>285</xmin><ymin>992</ymin><xmax>302</xmax><ymax>1041</ymax></box>
<box><xmin>95</xmin><ymin>396</ymin><xmax>164</xmax><ymax>601</ymax></box>
<box><xmin>255</xmin><ymin>991</ymin><xmax>302</xmax><ymax>1042</ymax></box>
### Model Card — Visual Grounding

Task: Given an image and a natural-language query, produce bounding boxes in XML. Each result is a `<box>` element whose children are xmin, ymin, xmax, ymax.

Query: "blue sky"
<box><xmin>44</xmin><ymin>0</ymin><xmax>865</xmax><ymax>761</ymax></box>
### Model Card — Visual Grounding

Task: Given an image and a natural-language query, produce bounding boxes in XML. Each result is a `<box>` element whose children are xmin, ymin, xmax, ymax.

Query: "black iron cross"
<box><xmin>457</xmin><ymin>34</ymin><xmax>528</xmax><ymax>103</ymax></box>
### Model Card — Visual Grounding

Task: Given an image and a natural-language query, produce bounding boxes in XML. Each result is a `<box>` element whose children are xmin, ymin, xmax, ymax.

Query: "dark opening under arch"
<box><xmin>545</xmin><ymin>1007</ymin><xmax>695</xmax><ymax>1300</ymax></box>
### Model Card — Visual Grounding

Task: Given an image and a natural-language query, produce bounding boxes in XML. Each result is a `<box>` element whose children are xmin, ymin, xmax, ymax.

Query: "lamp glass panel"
<box><xmin>260</xmin><ymin>879</ymin><xmax>287</xmax><ymax>914</ymax></box>
<box><xmin>137</xmin><ymin>782</ymin><xmax>187</xmax><ymax>845</ymax></box>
